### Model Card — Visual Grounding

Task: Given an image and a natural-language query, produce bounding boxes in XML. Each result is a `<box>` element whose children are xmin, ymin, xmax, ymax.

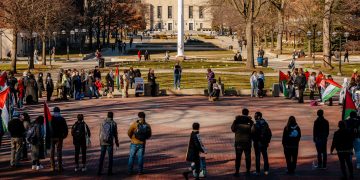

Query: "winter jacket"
<box><xmin>252</xmin><ymin>119</ymin><xmax>272</xmax><ymax>146</ymax></box>
<box><xmin>331</xmin><ymin>128</ymin><xmax>354</xmax><ymax>153</ymax></box>
<box><xmin>50</xmin><ymin>114</ymin><xmax>68</xmax><ymax>139</ymax></box>
<box><xmin>8</xmin><ymin>118</ymin><xmax>26</xmax><ymax>138</ymax></box>
<box><xmin>46</xmin><ymin>77</ymin><xmax>54</xmax><ymax>92</ymax></box>
<box><xmin>72</xmin><ymin>76</ymin><xmax>82</xmax><ymax>91</ymax></box>
<box><xmin>282</xmin><ymin>125</ymin><xmax>301</xmax><ymax>148</ymax></box>
<box><xmin>295</xmin><ymin>74</ymin><xmax>307</xmax><ymax>90</ymax></box>
<box><xmin>94</xmin><ymin>70</ymin><xmax>101</xmax><ymax>80</ymax></box>
<box><xmin>127</xmin><ymin>118</ymin><xmax>152</xmax><ymax>145</ymax></box>
<box><xmin>231</xmin><ymin>115</ymin><xmax>254</xmax><ymax>145</ymax></box>
<box><xmin>71</xmin><ymin>121</ymin><xmax>91</xmax><ymax>146</ymax></box>
<box><xmin>186</xmin><ymin>130</ymin><xmax>206</xmax><ymax>162</ymax></box>
<box><xmin>313</xmin><ymin>117</ymin><xmax>329</xmax><ymax>142</ymax></box>
<box><xmin>37</xmin><ymin>76</ymin><xmax>45</xmax><ymax>91</ymax></box>
<box><xmin>99</xmin><ymin>118</ymin><xmax>119</xmax><ymax>146</ymax></box>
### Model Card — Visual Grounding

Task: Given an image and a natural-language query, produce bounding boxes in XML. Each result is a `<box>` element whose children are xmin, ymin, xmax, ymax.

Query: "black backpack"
<box><xmin>256</xmin><ymin>120</ymin><xmax>272</xmax><ymax>145</ymax></box>
<box><xmin>134</xmin><ymin>121</ymin><xmax>151</xmax><ymax>141</ymax></box>
<box><xmin>26</xmin><ymin>125</ymin><xmax>38</xmax><ymax>145</ymax></box>
<box><xmin>72</xmin><ymin>122</ymin><xmax>85</xmax><ymax>142</ymax></box>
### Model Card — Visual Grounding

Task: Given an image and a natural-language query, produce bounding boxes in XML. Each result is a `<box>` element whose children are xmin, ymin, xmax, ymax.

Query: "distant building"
<box><xmin>142</xmin><ymin>0</ymin><xmax>212</xmax><ymax>32</ymax></box>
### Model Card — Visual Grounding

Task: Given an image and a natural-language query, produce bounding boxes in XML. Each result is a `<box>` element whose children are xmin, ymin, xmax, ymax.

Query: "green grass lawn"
<box><xmin>303</xmin><ymin>63</ymin><xmax>357</xmax><ymax>77</ymax></box>
<box><xmin>0</xmin><ymin>64</ymin><xmax>55</xmax><ymax>74</ymax></box>
<box><xmin>154</xmin><ymin>73</ymin><xmax>277</xmax><ymax>90</ymax></box>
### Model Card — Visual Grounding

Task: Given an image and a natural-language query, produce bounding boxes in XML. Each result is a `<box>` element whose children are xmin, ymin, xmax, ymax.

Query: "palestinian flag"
<box><xmin>0</xmin><ymin>87</ymin><xmax>10</xmax><ymax>108</ymax></box>
<box><xmin>43</xmin><ymin>102</ymin><xmax>52</xmax><ymax>151</ymax></box>
<box><xmin>322</xmin><ymin>79</ymin><xmax>342</xmax><ymax>102</ymax></box>
<box><xmin>116</xmin><ymin>66</ymin><xmax>120</xmax><ymax>90</ymax></box>
<box><xmin>0</xmin><ymin>72</ymin><xmax>7</xmax><ymax>87</ymax></box>
<box><xmin>279</xmin><ymin>71</ymin><xmax>289</xmax><ymax>97</ymax></box>
<box><xmin>0</xmin><ymin>87</ymin><xmax>10</xmax><ymax>133</ymax></box>
<box><xmin>342</xmin><ymin>91</ymin><xmax>357</xmax><ymax>120</ymax></box>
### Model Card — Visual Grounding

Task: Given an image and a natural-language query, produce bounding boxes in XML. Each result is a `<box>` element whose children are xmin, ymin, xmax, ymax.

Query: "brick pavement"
<box><xmin>0</xmin><ymin>96</ymin><xmax>355</xmax><ymax>180</ymax></box>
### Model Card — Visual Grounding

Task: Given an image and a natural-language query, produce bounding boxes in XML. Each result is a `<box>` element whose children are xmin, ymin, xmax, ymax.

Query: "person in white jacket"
<box><xmin>250</xmin><ymin>71</ymin><xmax>258</xmax><ymax>97</ymax></box>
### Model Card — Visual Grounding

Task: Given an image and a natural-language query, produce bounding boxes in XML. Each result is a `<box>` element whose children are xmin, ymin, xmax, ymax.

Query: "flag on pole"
<box><xmin>43</xmin><ymin>102</ymin><xmax>52</xmax><ymax>135</ymax></box>
<box><xmin>342</xmin><ymin>91</ymin><xmax>357</xmax><ymax>120</ymax></box>
<box><xmin>0</xmin><ymin>72</ymin><xmax>7</xmax><ymax>87</ymax></box>
<box><xmin>116</xmin><ymin>66</ymin><xmax>120</xmax><ymax>90</ymax></box>
<box><xmin>0</xmin><ymin>87</ymin><xmax>10</xmax><ymax>108</ymax></box>
<box><xmin>279</xmin><ymin>71</ymin><xmax>289</xmax><ymax>97</ymax></box>
<box><xmin>1</xmin><ymin>104</ymin><xmax>9</xmax><ymax>133</ymax></box>
<box><xmin>322</xmin><ymin>79</ymin><xmax>342</xmax><ymax>102</ymax></box>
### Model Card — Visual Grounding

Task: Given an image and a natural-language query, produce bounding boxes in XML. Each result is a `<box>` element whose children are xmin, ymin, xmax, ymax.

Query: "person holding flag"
<box><xmin>115</xmin><ymin>67</ymin><xmax>120</xmax><ymax>91</ymax></box>
<box><xmin>316</xmin><ymin>71</ymin><xmax>325</xmax><ymax>101</ymax></box>
<box><xmin>0</xmin><ymin>86</ymin><xmax>10</xmax><ymax>148</ymax></box>
<box><xmin>279</xmin><ymin>71</ymin><xmax>289</xmax><ymax>98</ymax></box>
<box><xmin>322</xmin><ymin>75</ymin><xmax>342</xmax><ymax>106</ymax></box>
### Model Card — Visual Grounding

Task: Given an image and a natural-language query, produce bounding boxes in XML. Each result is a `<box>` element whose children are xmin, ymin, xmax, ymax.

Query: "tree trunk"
<box><xmin>246</xmin><ymin>20</ymin><xmax>255</xmax><ymax>69</ymax></box>
<box><xmin>276</xmin><ymin>9</ymin><xmax>284</xmax><ymax>54</ymax></box>
<box><xmin>323</xmin><ymin>0</ymin><xmax>334</xmax><ymax>68</ymax></box>
<box><xmin>271</xmin><ymin>30</ymin><xmax>274</xmax><ymax>50</ymax></box>
<box><xmin>11</xmin><ymin>30</ymin><xmax>17</xmax><ymax>73</ymax></box>
<box><xmin>107</xmin><ymin>15</ymin><xmax>111</xmax><ymax>45</ymax></box>
<box><xmin>29</xmin><ymin>38</ymin><xmax>35</xmax><ymax>69</ymax></box>
<box><xmin>308</xmin><ymin>40</ymin><xmax>311</xmax><ymax>58</ymax></box>
<box><xmin>42</xmin><ymin>38</ymin><xmax>46</xmax><ymax>65</ymax></box>
<box><xmin>264</xmin><ymin>29</ymin><xmax>268</xmax><ymax>48</ymax></box>
<box><xmin>257</xmin><ymin>32</ymin><xmax>261</xmax><ymax>48</ymax></box>
<box><xmin>96</xmin><ymin>17</ymin><xmax>100</xmax><ymax>49</ymax></box>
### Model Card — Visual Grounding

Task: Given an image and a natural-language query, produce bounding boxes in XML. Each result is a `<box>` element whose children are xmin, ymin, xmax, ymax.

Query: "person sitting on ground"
<box><xmin>94</xmin><ymin>78</ymin><xmax>103</xmax><ymax>97</ymax></box>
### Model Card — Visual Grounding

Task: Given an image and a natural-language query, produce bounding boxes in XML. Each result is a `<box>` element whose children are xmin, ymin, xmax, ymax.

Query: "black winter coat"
<box><xmin>331</xmin><ymin>128</ymin><xmax>354</xmax><ymax>153</ymax></box>
<box><xmin>313</xmin><ymin>117</ymin><xmax>329</xmax><ymax>141</ymax></box>
<box><xmin>231</xmin><ymin>115</ymin><xmax>254</xmax><ymax>145</ymax></box>
<box><xmin>8</xmin><ymin>118</ymin><xmax>26</xmax><ymax>138</ymax></box>
<box><xmin>50</xmin><ymin>115</ymin><xmax>68</xmax><ymax>139</ymax></box>
<box><xmin>282</xmin><ymin>125</ymin><xmax>301</xmax><ymax>148</ymax></box>
<box><xmin>71</xmin><ymin>121</ymin><xmax>91</xmax><ymax>146</ymax></box>
<box><xmin>186</xmin><ymin>131</ymin><xmax>205</xmax><ymax>162</ymax></box>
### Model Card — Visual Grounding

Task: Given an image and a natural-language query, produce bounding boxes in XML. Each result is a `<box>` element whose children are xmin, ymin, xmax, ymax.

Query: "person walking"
<box><xmin>174</xmin><ymin>63</ymin><xmax>182</xmax><ymax>90</ymax></box>
<box><xmin>45</xmin><ymin>73</ymin><xmax>54</xmax><ymax>101</ymax></box>
<box><xmin>250</xmin><ymin>71</ymin><xmax>258</xmax><ymax>97</ymax></box>
<box><xmin>127</xmin><ymin>112</ymin><xmax>152</xmax><ymax>175</ymax></box>
<box><xmin>144</xmin><ymin>50</ymin><xmax>150</xmax><ymax>61</ymax></box>
<box><xmin>105</xmin><ymin>70</ymin><xmax>115</xmax><ymax>98</ymax></box>
<box><xmin>313</xmin><ymin>109</ymin><xmax>329</xmax><ymax>169</ymax></box>
<box><xmin>344</xmin><ymin>49</ymin><xmax>349</xmax><ymax>63</ymax></box>
<box><xmin>37</xmin><ymin>73</ymin><xmax>45</xmax><ymax>98</ymax></box>
<box><xmin>98</xmin><ymin>112</ymin><xmax>119</xmax><ymax>176</ymax></box>
<box><xmin>122</xmin><ymin>70</ymin><xmax>130</xmax><ymax>98</ymax></box>
<box><xmin>316</xmin><ymin>71</ymin><xmax>324</xmax><ymax>101</ymax></box>
<box><xmin>17</xmin><ymin>79</ymin><xmax>24</xmax><ymax>108</ymax></box>
<box><xmin>148</xmin><ymin>69</ymin><xmax>157</xmax><ymax>97</ymax></box>
<box><xmin>231</xmin><ymin>108</ymin><xmax>254</xmax><ymax>177</ymax></box>
<box><xmin>331</xmin><ymin>121</ymin><xmax>354</xmax><ymax>179</ymax></box>
<box><xmin>252</xmin><ymin>112</ymin><xmax>272</xmax><ymax>176</ymax></box>
<box><xmin>129</xmin><ymin>67</ymin><xmax>135</xmax><ymax>89</ymax></box>
<box><xmin>29</xmin><ymin>116</ymin><xmax>45</xmax><ymax>170</ymax></box>
<box><xmin>295</xmin><ymin>72</ymin><xmax>307</xmax><ymax>103</ymax></box>
<box><xmin>282</xmin><ymin>116</ymin><xmax>301</xmax><ymax>174</ymax></box>
<box><xmin>137</xmin><ymin>50</ymin><xmax>142</xmax><ymax>61</ymax></box>
<box><xmin>8</xmin><ymin>112</ymin><xmax>25</xmax><ymax>167</ymax></box>
<box><xmin>50</xmin><ymin>107</ymin><xmax>68</xmax><ymax>172</ymax></box>
<box><xmin>71</xmin><ymin>114</ymin><xmax>91</xmax><ymax>172</ymax></box>
<box><xmin>206</xmin><ymin>69</ymin><xmax>215</xmax><ymax>96</ymax></box>
<box><xmin>72</xmin><ymin>71</ymin><xmax>82</xmax><ymax>100</ymax></box>
<box><xmin>182</xmin><ymin>122</ymin><xmax>207</xmax><ymax>180</ymax></box>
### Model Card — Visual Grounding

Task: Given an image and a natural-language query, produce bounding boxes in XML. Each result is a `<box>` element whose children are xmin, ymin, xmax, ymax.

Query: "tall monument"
<box><xmin>177</xmin><ymin>0</ymin><xmax>185</xmax><ymax>60</ymax></box>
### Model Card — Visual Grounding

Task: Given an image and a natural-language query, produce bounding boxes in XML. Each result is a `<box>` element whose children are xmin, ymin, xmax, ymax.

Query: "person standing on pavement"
<box><xmin>30</xmin><ymin>116</ymin><xmax>45</xmax><ymax>171</ymax></box>
<box><xmin>21</xmin><ymin>112</ymin><xmax>31</xmax><ymax>161</ymax></box>
<box><xmin>128</xmin><ymin>67</ymin><xmax>135</xmax><ymax>89</ymax></box>
<box><xmin>309</xmin><ymin>72</ymin><xmax>317</xmax><ymax>100</ymax></box>
<box><xmin>344</xmin><ymin>49</ymin><xmax>349</xmax><ymax>63</ymax></box>
<box><xmin>257</xmin><ymin>71</ymin><xmax>265</xmax><ymax>98</ymax></box>
<box><xmin>252</xmin><ymin>112</ymin><xmax>272</xmax><ymax>176</ymax></box>
<box><xmin>250</xmin><ymin>71</ymin><xmax>258</xmax><ymax>97</ymax></box>
<box><xmin>50</xmin><ymin>107</ymin><xmax>68</xmax><ymax>172</ymax></box>
<box><xmin>316</xmin><ymin>71</ymin><xmax>325</xmax><ymax>101</ymax></box>
<box><xmin>148</xmin><ymin>69</ymin><xmax>157</xmax><ymax>97</ymax></box>
<box><xmin>127</xmin><ymin>112</ymin><xmax>152</xmax><ymax>175</ymax></box>
<box><xmin>206</xmin><ymin>69</ymin><xmax>215</xmax><ymax>96</ymax></box>
<box><xmin>93</xmin><ymin>66</ymin><xmax>101</xmax><ymax>80</ymax></box>
<box><xmin>137</xmin><ymin>50</ymin><xmax>141</xmax><ymax>61</ymax></box>
<box><xmin>295</xmin><ymin>71</ymin><xmax>306</xmax><ymax>103</ymax></box>
<box><xmin>231</xmin><ymin>108</ymin><xmax>254</xmax><ymax>177</ymax></box>
<box><xmin>105</xmin><ymin>70</ymin><xmax>115</xmax><ymax>98</ymax></box>
<box><xmin>122</xmin><ymin>70</ymin><xmax>130</xmax><ymax>98</ymax></box>
<box><xmin>174</xmin><ymin>63</ymin><xmax>182</xmax><ymax>90</ymax></box>
<box><xmin>331</xmin><ymin>121</ymin><xmax>354</xmax><ymax>179</ymax></box>
<box><xmin>71</xmin><ymin>114</ymin><xmax>91</xmax><ymax>172</ymax></box>
<box><xmin>8</xmin><ymin>112</ymin><xmax>25</xmax><ymax>167</ymax></box>
<box><xmin>282</xmin><ymin>116</ymin><xmax>301</xmax><ymax>174</ymax></box>
<box><xmin>98</xmin><ymin>112</ymin><xmax>119</xmax><ymax>176</ymax></box>
<box><xmin>313</xmin><ymin>109</ymin><xmax>329</xmax><ymax>169</ymax></box>
<box><xmin>182</xmin><ymin>122</ymin><xmax>207</xmax><ymax>180</ymax></box>
<box><xmin>45</xmin><ymin>73</ymin><xmax>54</xmax><ymax>101</ymax></box>
<box><xmin>37</xmin><ymin>72</ymin><xmax>45</xmax><ymax>98</ymax></box>
<box><xmin>72</xmin><ymin>71</ymin><xmax>82</xmax><ymax>100</ymax></box>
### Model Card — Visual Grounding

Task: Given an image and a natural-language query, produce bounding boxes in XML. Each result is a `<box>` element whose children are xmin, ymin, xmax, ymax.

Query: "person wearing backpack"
<box><xmin>127</xmin><ymin>112</ymin><xmax>152</xmax><ymax>175</ymax></box>
<box><xmin>98</xmin><ymin>112</ymin><xmax>119</xmax><ymax>176</ymax></box>
<box><xmin>331</xmin><ymin>121</ymin><xmax>354</xmax><ymax>179</ymax></box>
<box><xmin>313</xmin><ymin>110</ymin><xmax>329</xmax><ymax>169</ymax></box>
<box><xmin>71</xmin><ymin>114</ymin><xmax>91</xmax><ymax>172</ymax></box>
<box><xmin>29</xmin><ymin>116</ymin><xmax>44</xmax><ymax>170</ymax></box>
<box><xmin>8</xmin><ymin>112</ymin><xmax>26</xmax><ymax>167</ymax></box>
<box><xmin>231</xmin><ymin>108</ymin><xmax>254</xmax><ymax>177</ymax></box>
<box><xmin>174</xmin><ymin>63</ymin><xmax>182</xmax><ymax>90</ymax></box>
<box><xmin>252</xmin><ymin>112</ymin><xmax>272</xmax><ymax>176</ymax></box>
<box><xmin>182</xmin><ymin>122</ymin><xmax>207</xmax><ymax>180</ymax></box>
<box><xmin>282</xmin><ymin>116</ymin><xmax>301</xmax><ymax>174</ymax></box>
<box><xmin>50</xmin><ymin>107</ymin><xmax>68</xmax><ymax>172</ymax></box>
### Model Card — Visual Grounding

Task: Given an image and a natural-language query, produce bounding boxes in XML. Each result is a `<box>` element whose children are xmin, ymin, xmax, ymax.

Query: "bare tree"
<box><xmin>269</xmin><ymin>0</ymin><xmax>287</xmax><ymax>54</ymax></box>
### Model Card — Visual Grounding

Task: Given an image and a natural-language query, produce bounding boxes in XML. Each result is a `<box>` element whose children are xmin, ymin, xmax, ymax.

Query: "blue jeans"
<box><xmin>88</xmin><ymin>86</ymin><xmax>99</xmax><ymax>99</ymax></box>
<box><xmin>98</xmin><ymin>145</ymin><xmax>113</xmax><ymax>174</ymax></box>
<box><xmin>74</xmin><ymin>90</ymin><xmax>80</xmax><ymax>100</ymax></box>
<box><xmin>354</xmin><ymin>138</ymin><xmax>360</xmax><ymax>167</ymax></box>
<box><xmin>174</xmin><ymin>74</ymin><xmax>181</xmax><ymax>89</ymax></box>
<box><xmin>128</xmin><ymin>143</ymin><xmax>145</xmax><ymax>173</ymax></box>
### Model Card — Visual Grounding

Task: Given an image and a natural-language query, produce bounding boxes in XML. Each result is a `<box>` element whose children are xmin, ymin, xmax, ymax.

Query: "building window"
<box><xmin>199</xmin><ymin>6</ymin><xmax>204</xmax><ymax>19</ymax></box>
<box><xmin>168</xmin><ymin>23</ymin><xmax>173</xmax><ymax>31</ymax></box>
<box><xmin>157</xmin><ymin>6</ymin><xmax>162</xmax><ymax>18</ymax></box>
<box><xmin>168</xmin><ymin>6</ymin><xmax>172</xmax><ymax>19</ymax></box>
<box><xmin>189</xmin><ymin>6</ymin><xmax>193</xmax><ymax>19</ymax></box>
<box><xmin>157</xmin><ymin>23</ymin><xmax>162</xmax><ymax>30</ymax></box>
<box><xmin>189</xmin><ymin>23</ymin><xmax>194</xmax><ymax>30</ymax></box>
<box><xmin>200</xmin><ymin>23</ymin><xmax>203</xmax><ymax>29</ymax></box>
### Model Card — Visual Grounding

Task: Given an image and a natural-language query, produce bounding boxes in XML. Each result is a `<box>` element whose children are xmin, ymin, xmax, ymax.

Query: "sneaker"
<box><xmin>81</xmin><ymin>167</ymin><xmax>87</xmax><ymax>172</ymax></box>
<box><xmin>36</xmin><ymin>165</ymin><xmax>43</xmax><ymax>170</ymax></box>
<box><xmin>75</xmin><ymin>167</ymin><xmax>80</xmax><ymax>172</ymax></box>
<box><xmin>264</xmin><ymin>171</ymin><xmax>269</xmax><ymax>175</ymax></box>
<box><xmin>32</xmin><ymin>165</ymin><xmax>36</xmax><ymax>170</ymax></box>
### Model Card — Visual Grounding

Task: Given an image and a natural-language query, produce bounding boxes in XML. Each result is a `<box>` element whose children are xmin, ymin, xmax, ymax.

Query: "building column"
<box><xmin>177</xmin><ymin>0</ymin><xmax>185</xmax><ymax>60</ymax></box>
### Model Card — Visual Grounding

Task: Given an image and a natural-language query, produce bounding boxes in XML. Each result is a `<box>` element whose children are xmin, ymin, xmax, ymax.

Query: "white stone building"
<box><xmin>142</xmin><ymin>0</ymin><xmax>212</xmax><ymax>32</ymax></box>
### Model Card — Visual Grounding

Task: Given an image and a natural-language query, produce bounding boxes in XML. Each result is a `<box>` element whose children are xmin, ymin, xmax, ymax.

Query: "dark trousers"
<box><xmin>284</xmin><ymin>147</ymin><xmax>298</xmax><ymax>173</ymax></box>
<box><xmin>98</xmin><ymin>145</ymin><xmax>113</xmax><ymax>174</ymax></box>
<box><xmin>235</xmin><ymin>143</ymin><xmax>251</xmax><ymax>173</ymax></box>
<box><xmin>150</xmin><ymin>84</ymin><xmax>156</xmax><ymax>97</ymax></box>
<box><xmin>62</xmin><ymin>87</ymin><xmax>68</xmax><ymax>100</ymax></box>
<box><xmin>338</xmin><ymin>152</ymin><xmax>353</xmax><ymax>178</ymax></box>
<box><xmin>315</xmin><ymin>139</ymin><xmax>327</xmax><ymax>168</ymax></box>
<box><xmin>50</xmin><ymin>138</ymin><xmax>63</xmax><ymax>170</ymax></box>
<box><xmin>75</xmin><ymin>144</ymin><xmax>87</xmax><ymax>166</ymax></box>
<box><xmin>22</xmin><ymin>139</ymin><xmax>28</xmax><ymax>159</ymax></box>
<box><xmin>318</xmin><ymin>87</ymin><xmax>322</xmax><ymax>101</ymax></box>
<box><xmin>298</xmin><ymin>88</ymin><xmax>304</xmax><ymax>103</ymax></box>
<box><xmin>47</xmin><ymin>90</ymin><xmax>53</xmax><ymax>101</ymax></box>
<box><xmin>310</xmin><ymin>90</ymin><xmax>315</xmax><ymax>100</ymax></box>
<box><xmin>254</xmin><ymin>143</ymin><xmax>269</xmax><ymax>173</ymax></box>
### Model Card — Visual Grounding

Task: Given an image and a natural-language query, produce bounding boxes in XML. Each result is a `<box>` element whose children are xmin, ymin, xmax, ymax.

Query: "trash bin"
<box><xmin>262</xmin><ymin>57</ymin><xmax>268</xmax><ymax>67</ymax></box>
<box><xmin>272</xmin><ymin>83</ymin><xmax>280</xmax><ymax>97</ymax></box>
<box><xmin>257</xmin><ymin>57</ymin><xmax>263</xmax><ymax>66</ymax></box>
<box><xmin>99</xmin><ymin>58</ymin><xmax>105</xmax><ymax>68</ymax></box>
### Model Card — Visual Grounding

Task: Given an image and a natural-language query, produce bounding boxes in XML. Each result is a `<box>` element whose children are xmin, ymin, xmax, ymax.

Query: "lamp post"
<box><xmin>332</xmin><ymin>31</ymin><xmax>350</xmax><ymax>76</ymax></box>
<box><xmin>306</xmin><ymin>31</ymin><xmax>314</xmax><ymax>67</ymax></box>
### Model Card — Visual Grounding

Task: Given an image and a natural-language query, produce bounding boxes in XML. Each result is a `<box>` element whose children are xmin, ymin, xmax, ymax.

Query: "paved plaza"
<box><xmin>0</xmin><ymin>96</ymin><xmax>351</xmax><ymax>180</ymax></box>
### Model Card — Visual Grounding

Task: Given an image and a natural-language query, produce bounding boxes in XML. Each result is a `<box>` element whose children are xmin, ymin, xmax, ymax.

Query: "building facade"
<box><xmin>142</xmin><ymin>0</ymin><xmax>212</xmax><ymax>32</ymax></box>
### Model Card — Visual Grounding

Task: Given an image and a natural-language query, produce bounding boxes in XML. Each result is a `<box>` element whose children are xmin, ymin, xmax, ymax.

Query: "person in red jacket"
<box><xmin>316</xmin><ymin>71</ymin><xmax>325</xmax><ymax>101</ymax></box>
<box><xmin>17</xmin><ymin>79</ymin><xmax>24</xmax><ymax>108</ymax></box>
<box><xmin>94</xmin><ymin>78</ymin><xmax>102</xmax><ymax>96</ymax></box>
<box><xmin>137</xmin><ymin>50</ymin><xmax>141</xmax><ymax>61</ymax></box>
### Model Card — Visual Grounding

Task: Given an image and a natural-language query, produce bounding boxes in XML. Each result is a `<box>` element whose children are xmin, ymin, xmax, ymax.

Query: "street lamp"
<box><xmin>332</xmin><ymin>31</ymin><xmax>349</xmax><ymax>76</ymax></box>
<box><xmin>344</xmin><ymin>32</ymin><xmax>350</xmax><ymax>42</ymax></box>
<box><xmin>62</xmin><ymin>30</ymin><xmax>70</xmax><ymax>61</ymax></box>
